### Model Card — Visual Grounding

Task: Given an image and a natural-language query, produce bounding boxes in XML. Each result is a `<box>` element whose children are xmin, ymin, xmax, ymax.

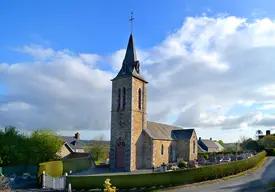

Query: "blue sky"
<box><xmin>1</xmin><ymin>0</ymin><xmax>275</xmax><ymax>141</ymax></box>
<box><xmin>1</xmin><ymin>0</ymin><xmax>274</xmax><ymax>64</ymax></box>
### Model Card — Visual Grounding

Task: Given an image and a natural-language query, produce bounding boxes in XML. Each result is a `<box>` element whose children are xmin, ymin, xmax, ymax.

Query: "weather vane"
<box><xmin>129</xmin><ymin>11</ymin><xmax>134</xmax><ymax>34</ymax></box>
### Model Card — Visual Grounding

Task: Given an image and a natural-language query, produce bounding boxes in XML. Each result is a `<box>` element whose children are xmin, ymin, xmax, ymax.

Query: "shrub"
<box><xmin>202</xmin><ymin>153</ymin><xmax>209</xmax><ymax>160</ymax></box>
<box><xmin>178</xmin><ymin>160</ymin><xmax>188</xmax><ymax>169</ymax></box>
<box><xmin>67</xmin><ymin>151</ymin><xmax>266</xmax><ymax>190</ymax></box>
<box><xmin>265</xmin><ymin>148</ymin><xmax>275</xmax><ymax>156</ymax></box>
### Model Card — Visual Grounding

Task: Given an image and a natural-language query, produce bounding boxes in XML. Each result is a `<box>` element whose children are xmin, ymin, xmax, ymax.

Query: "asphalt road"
<box><xmin>167</xmin><ymin>157</ymin><xmax>275</xmax><ymax>192</ymax></box>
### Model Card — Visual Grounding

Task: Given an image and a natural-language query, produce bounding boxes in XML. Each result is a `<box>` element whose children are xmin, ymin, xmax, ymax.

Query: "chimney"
<box><xmin>266</xmin><ymin>130</ymin><xmax>271</xmax><ymax>136</ymax></box>
<box><xmin>199</xmin><ymin>137</ymin><xmax>201</xmax><ymax>141</ymax></box>
<box><xmin>75</xmin><ymin>132</ymin><xmax>80</xmax><ymax>140</ymax></box>
<box><xmin>210</xmin><ymin>138</ymin><xmax>212</xmax><ymax>141</ymax></box>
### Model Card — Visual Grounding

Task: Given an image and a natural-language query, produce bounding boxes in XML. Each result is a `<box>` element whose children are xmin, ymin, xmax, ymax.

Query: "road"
<box><xmin>167</xmin><ymin>157</ymin><xmax>275</xmax><ymax>192</ymax></box>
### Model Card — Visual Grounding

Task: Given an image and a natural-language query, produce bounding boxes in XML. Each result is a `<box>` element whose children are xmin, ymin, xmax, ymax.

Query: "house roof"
<box><xmin>214</xmin><ymin>141</ymin><xmax>224</xmax><ymax>150</ymax></box>
<box><xmin>61</xmin><ymin>136</ymin><xmax>84</xmax><ymax>150</ymax></box>
<box><xmin>201</xmin><ymin>139</ymin><xmax>219</xmax><ymax>148</ymax></box>
<box><xmin>144</xmin><ymin>121</ymin><xmax>194</xmax><ymax>140</ymax></box>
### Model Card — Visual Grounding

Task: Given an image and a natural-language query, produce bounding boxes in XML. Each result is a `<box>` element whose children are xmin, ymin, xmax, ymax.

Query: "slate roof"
<box><xmin>61</xmin><ymin>136</ymin><xmax>84</xmax><ymax>150</ymax></box>
<box><xmin>201</xmin><ymin>139</ymin><xmax>219</xmax><ymax>148</ymax></box>
<box><xmin>144</xmin><ymin>121</ymin><xmax>194</xmax><ymax>140</ymax></box>
<box><xmin>214</xmin><ymin>141</ymin><xmax>224</xmax><ymax>150</ymax></box>
<box><xmin>112</xmin><ymin>34</ymin><xmax>147</xmax><ymax>83</ymax></box>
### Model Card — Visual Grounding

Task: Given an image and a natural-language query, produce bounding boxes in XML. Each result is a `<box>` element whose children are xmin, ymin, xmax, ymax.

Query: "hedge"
<box><xmin>38</xmin><ymin>157</ymin><xmax>93</xmax><ymax>179</ymax></box>
<box><xmin>38</xmin><ymin>161</ymin><xmax>63</xmax><ymax>178</ymax></box>
<box><xmin>63</xmin><ymin>157</ymin><xmax>93</xmax><ymax>174</ymax></box>
<box><xmin>66</xmin><ymin>151</ymin><xmax>266</xmax><ymax>190</ymax></box>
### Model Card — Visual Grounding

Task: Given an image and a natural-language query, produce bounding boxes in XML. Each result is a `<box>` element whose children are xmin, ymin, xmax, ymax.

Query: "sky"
<box><xmin>1</xmin><ymin>0</ymin><xmax>275</xmax><ymax>142</ymax></box>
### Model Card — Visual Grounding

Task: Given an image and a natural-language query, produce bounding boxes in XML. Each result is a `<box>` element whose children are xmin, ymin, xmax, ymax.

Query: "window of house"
<box><xmin>138</xmin><ymin>88</ymin><xmax>142</xmax><ymax>110</ymax></box>
<box><xmin>117</xmin><ymin>88</ymin><xmax>121</xmax><ymax>111</ymax></box>
<box><xmin>123</xmin><ymin>87</ymin><xmax>126</xmax><ymax>109</ymax></box>
<box><xmin>161</xmin><ymin>144</ymin><xmax>164</xmax><ymax>155</ymax></box>
<box><xmin>193</xmin><ymin>141</ymin><xmax>196</xmax><ymax>153</ymax></box>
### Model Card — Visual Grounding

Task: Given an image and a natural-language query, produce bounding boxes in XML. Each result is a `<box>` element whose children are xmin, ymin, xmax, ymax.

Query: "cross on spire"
<box><xmin>129</xmin><ymin>12</ymin><xmax>134</xmax><ymax>34</ymax></box>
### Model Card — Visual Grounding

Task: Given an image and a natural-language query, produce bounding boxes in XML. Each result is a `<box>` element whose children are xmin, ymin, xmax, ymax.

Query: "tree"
<box><xmin>0</xmin><ymin>126</ymin><xmax>63</xmax><ymax>165</ymax></box>
<box><xmin>218</xmin><ymin>140</ymin><xmax>225</xmax><ymax>147</ymax></box>
<box><xmin>29</xmin><ymin>129</ymin><xmax>63</xmax><ymax>163</ymax></box>
<box><xmin>85</xmin><ymin>135</ymin><xmax>109</xmax><ymax>162</ymax></box>
<box><xmin>259</xmin><ymin>135</ymin><xmax>275</xmax><ymax>149</ymax></box>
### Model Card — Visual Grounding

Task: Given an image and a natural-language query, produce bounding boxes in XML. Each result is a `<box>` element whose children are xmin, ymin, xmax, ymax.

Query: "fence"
<box><xmin>41</xmin><ymin>170</ymin><xmax>68</xmax><ymax>190</ymax></box>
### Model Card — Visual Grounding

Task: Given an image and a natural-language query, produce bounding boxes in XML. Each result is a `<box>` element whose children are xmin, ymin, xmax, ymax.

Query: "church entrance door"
<box><xmin>115</xmin><ymin>137</ymin><xmax>125</xmax><ymax>168</ymax></box>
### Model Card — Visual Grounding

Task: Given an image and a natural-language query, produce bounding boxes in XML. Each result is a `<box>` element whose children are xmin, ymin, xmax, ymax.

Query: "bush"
<box><xmin>202</xmin><ymin>153</ymin><xmax>209</xmax><ymax>160</ymax></box>
<box><xmin>265</xmin><ymin>148</ymin><xmax>275</xmax><ymax>156</ymax></box>
<box><xmin>67</xmin><ymin>151</ymin><xmax>266</xmax><ymax>190</ymax></box>
<box><xmin>178</xmin><ymin>160</ymin><xmax>188</xmax><ymax>169</ymax></box>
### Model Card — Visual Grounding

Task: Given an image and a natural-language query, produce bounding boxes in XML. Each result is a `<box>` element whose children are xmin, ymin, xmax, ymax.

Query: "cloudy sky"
<box><xmin>1</xmin><ymin>0</ymin><xmax>275</xmax><ymax>142</ymax></box>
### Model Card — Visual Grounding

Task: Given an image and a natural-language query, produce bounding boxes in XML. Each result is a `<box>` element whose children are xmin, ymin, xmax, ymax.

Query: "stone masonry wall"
<box><xmin>110</xmin><ymin>77</ymin><xmax>133</xmax><ymax>171</ymax></box>
<box><xmin>152</xmin><ymin>140</ymin><xmax>172</xmax><ymax>167</ymax></box>
<box><xmin>189</xmin><ymin>131</ymin><xmax>198</xmax><ymax>161</ymax></box>
<box><xmin>176</xmin><ymin>140</ymin><xmax>190</xmax><ymax>161</ymax></box>
<box><xmin>131</xmin><ymin>77</ymin><xmax>147</xmax><ymax>171</ymax></box>
<box><xmin>142</xmin><ymin>131</ymin><xmax>153</xmax><ymax>168</ymax></box>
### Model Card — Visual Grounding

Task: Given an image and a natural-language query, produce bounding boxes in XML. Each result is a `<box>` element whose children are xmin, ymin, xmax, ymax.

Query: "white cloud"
<box><xmin>2</xmin><ymin>15</ymin><xmax>275</xmax><ymax>141</ymax></box>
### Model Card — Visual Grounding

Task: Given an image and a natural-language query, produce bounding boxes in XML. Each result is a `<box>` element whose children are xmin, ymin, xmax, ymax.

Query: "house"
<box><xmin>258</xmin><ymin>130</ymin><xmax>271</xmax><ymax>140</ymax></box>
<box><xmin>57</xmin><ymin>132</ymin><xmax>85</xmax><ymax>159</ymax></box>
<box><xmin>198</xmin><ymin>137</ymin><xmax>220</xmax><ymax>153</ymax></box>
<box><xmin>214</xmin><ymin>141</ymin><xmax>224</xmax><ymax>152</ymax></box>
<box><xmin>109</xmin><ymin>31</ymin><xmax>198</xmax><ymax>172</ymax></box>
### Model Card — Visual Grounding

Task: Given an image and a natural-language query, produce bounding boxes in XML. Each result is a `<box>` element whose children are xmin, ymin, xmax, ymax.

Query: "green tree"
<box><xmin>85</xmin><ymin>135</ymin><xmax>108</xmax><ymax>162</ymax></box>
<box><xmin>0</xmin><ymin>126</ymin><xmax>63</xmax><ymax>165</ymax></box>
<box><xmin>259</xmin><ymin>135</ymin><xmax>275</xmax><ymax>149</ymax></box>
<box><xmin>218</xmin><ymin>140</ymin><xmax>225</xmax><ymax>147</ymax></box>
<box><xmin>29</xmin><ymin>129</ymin><xmax>63</xmax><ymax>163</ymax></box>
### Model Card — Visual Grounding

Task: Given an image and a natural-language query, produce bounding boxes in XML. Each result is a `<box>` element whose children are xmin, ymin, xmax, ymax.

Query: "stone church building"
<box><xmin>109</xmin><ymin>33</ymin><xmax>198</xmax><ymax>172</ymax></box>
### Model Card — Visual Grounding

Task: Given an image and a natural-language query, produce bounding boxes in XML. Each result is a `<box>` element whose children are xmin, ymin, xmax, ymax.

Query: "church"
<box><xmin>109</xmin><ymin>32</ymin><xmax>198</xmax><ymax>172</ymax></box>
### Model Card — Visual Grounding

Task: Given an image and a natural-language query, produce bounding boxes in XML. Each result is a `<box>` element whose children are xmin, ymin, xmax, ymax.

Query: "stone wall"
<box><xmin>176</xmin><ymin>140</ymin><xmax>190</xmax><ymax>161</ymax></box>
<box><xmin>152</xmin><ymin>140</ymin><xmax>172</xmax><ymax>167</ymax></box>
<box><xmin>142</xmin><ymin>131</ymin><xmax>153</xmax><ymax>168</ymax></box>
<box><xmin>110</xmin><ymin>77</ymin><xmax>133</xmax><ymax>171</ymax></box>
<box><xmin>131</xmin><ymin>77</ymin><xmax>147</xmax><ymax>171</ymax></box>
<box><xmin>189</xmin><ymin>131</ymin><xmax>198</xmax><ymax>160</ymax></box>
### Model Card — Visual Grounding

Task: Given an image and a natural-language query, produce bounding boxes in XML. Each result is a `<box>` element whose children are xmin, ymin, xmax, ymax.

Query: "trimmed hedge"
<box><xmin>38</xmin><ymin>161</ymin><xmax>63</xmax><ymax>178</ymax></box>
<box><xmin>38</xmin><ymin>157</ymin><xmax>93</xmax><ymax>178</ymax></box>
<box><xmin>67</xmin><ymin>151</ymin><xmax>266</xmax><ymax>190</ymax></box>
<box><xmin>63</xmin><ymin>157</ymin><xmax>93</xmax><ymax>174</ymax></box>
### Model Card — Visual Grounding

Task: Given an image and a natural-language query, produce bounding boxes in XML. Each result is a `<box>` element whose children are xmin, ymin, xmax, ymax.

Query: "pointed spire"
<box><xmin>124</xmin><ymin>34</ymin><xmax>138</xmax><ymax>64</ymax></box>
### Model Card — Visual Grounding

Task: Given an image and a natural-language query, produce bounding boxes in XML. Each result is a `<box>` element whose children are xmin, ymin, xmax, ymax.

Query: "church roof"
<box><xmin>145</xmin><ymin>121</ymin><xmax>195</xmax><ymax>140</ymax></box>
<box><xmin>111</xmin><ymin>34</ymin><xmax>147</xmax><ymax>83</ymax></box>
<box><xmin>200</xmin><ymin>139</ymin><xmax>219</xmax><ymax>148</ymax></box>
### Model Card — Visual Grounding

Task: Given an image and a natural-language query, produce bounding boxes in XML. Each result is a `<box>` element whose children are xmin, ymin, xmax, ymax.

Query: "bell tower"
<box><xmin>109</xmin><ymin>27</ymin><xmax>148</xmax><ymax>171</ymax></box>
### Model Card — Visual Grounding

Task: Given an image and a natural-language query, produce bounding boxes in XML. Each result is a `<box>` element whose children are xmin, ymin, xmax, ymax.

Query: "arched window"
<box><xmin>123</xmin><ymin>87</ymin><xmax>126</xmax><ymax>109</ymax></box>
<box><xmin>193</xmin><ymin>141</ymin><xmax>196</xmax><ymax>153</ymax></box>
<box><xmin>117</xmin><ymin>88</ymin><xmax>121</xmax><ymax>111</ymax></box>
<box><xmin>138</xmin><ymin>88</ymin><xmax>142</xmax><ymax>110</ymax></box>
<box><xmin>161</xmin><ymin>144</ymin><xmax>164</xmax><ymax>155</ymax></box>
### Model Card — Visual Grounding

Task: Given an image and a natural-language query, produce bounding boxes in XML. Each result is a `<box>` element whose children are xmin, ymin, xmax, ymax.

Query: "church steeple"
<box><xmin>112</xmin><ymin>34</ymin><xmax>147</xmax><ymax>83</ymax></box>
<box><xmin>111</xmin><ymin>12</ymin><xmax>147</xmax><ymax>83</ymax></box>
